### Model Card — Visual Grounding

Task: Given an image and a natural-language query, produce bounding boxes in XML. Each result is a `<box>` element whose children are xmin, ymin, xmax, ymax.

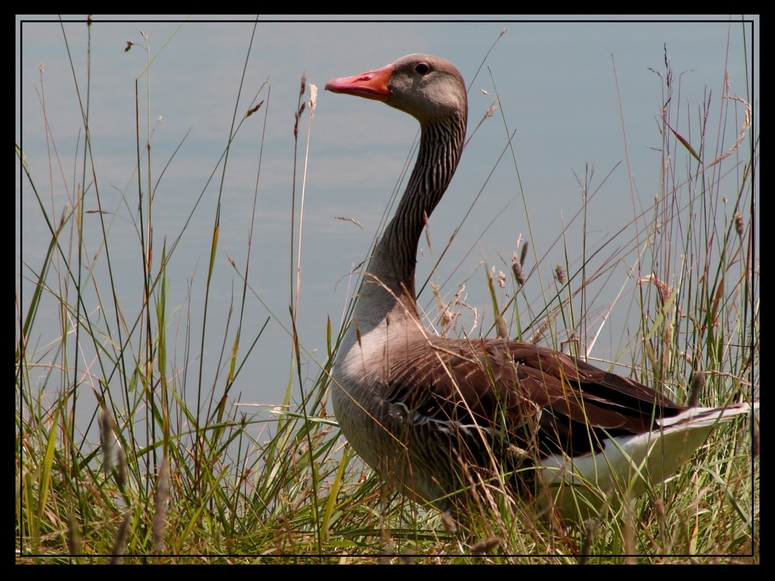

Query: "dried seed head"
<box><xmin>511</xmin><ymin>262</ymin><xmax>525</xmax><ymax>287</ymax></box>
<box><xmin>640</xmin><ymin>273</ymin><xmax>671</xmax><ymax>306</ymax></box>
<box><xmin>471</xmin><ymin>536</ymin><xmax>501</xmax><ymax>555</ymax></box>
<box><xmin>529</xmin><ymin>317</ymin><xmax>551</xmax><ymax>345</ymax></box>
<box><xmin>100</xmin><ymin>408</ymin><xmax>116</xmax><ymax>472</ymax></box>
<box><xmin>496</xmin><ymin>315</ymin><xmax>508</xmax><ymax>339</ymax></box>
<box><xmin>507</xmin><ymin>444</ymin><xmax>530</xmax><ymax>463</ymax></box>
<box><xmin>110</xmin><ymin>509</ymin><xmax>132</xmax><ymax>564</ymax></box>
<box><xmin>67</xmin><ymin>508</ymin><xmax>82</xmax><ymax>555</ymax></box>
<box><xmin>734</xmin><ymin>212</ymin><xmax>745</xmax><ymax>237</ymax></box>
<box><xmin>117</xmin><ymin>446</ymin><xmax>127</xmax><ymax>490</ymax></box>
<box><xmin>520</xmin><ymin>241</ymin><xmax>529</xmax><ymax>266</ymax></box>
<box><xmin>554</xmin><ymin>264</ymin><xmax>565</xmax><ymax>284</ymax></box>
<box><xmin>246</xmin><ymin>100</ymin><xmax>264</xmax><ymax>117</ymax></box>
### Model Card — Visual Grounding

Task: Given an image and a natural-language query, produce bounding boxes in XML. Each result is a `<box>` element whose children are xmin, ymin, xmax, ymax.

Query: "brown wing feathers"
<box><xmin>385</xmin><ymin>338</ymin><xmax>685</xmax><ymax>459</ymax></box>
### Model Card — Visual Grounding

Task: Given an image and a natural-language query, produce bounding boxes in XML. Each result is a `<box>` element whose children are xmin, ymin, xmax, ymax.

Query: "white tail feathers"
<box><xmin>540</xmin><ymin>401</ymin><xmax>758</xmax><ymax>520</ymax></box>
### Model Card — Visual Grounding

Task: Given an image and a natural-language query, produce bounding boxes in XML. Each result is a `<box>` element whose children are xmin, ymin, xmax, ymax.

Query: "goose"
<box><xmin>325</xmin><ymin>54</ymin><xmax>756</xmax><ymax>521</ymax></box>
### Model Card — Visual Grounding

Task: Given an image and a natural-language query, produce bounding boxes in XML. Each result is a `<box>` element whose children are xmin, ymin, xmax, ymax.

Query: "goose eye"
<box><xmin>414</xmin><ymin>62</ymin><xmax>430</xmax><ymax>75</ymax></box>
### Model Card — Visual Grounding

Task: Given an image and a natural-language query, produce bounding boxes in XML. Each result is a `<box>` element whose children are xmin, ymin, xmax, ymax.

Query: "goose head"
<box><xmin>325</xmin><ymin>54</ymin><xmax>468</xmax><ymax>125</ymax></box>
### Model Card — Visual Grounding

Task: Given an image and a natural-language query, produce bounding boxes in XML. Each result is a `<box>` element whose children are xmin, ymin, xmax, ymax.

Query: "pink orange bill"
<box><xmin>325</xmin><ymin>64</ymin><xmax>394</xmax><ymax>101</ymax></box>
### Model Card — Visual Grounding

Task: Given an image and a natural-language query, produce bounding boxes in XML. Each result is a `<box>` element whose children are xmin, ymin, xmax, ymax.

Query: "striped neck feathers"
<box><xmin>357</xmin><ymin>112</ymin><xmax>467</xmax><ymax>328</ymax></box>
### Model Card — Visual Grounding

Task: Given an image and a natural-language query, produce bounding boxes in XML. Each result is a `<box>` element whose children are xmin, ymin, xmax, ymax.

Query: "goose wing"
<box><xmin>384</xmin><ymin>338</ymin><xmax>684</xmax><ymax>460</ymax></box>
